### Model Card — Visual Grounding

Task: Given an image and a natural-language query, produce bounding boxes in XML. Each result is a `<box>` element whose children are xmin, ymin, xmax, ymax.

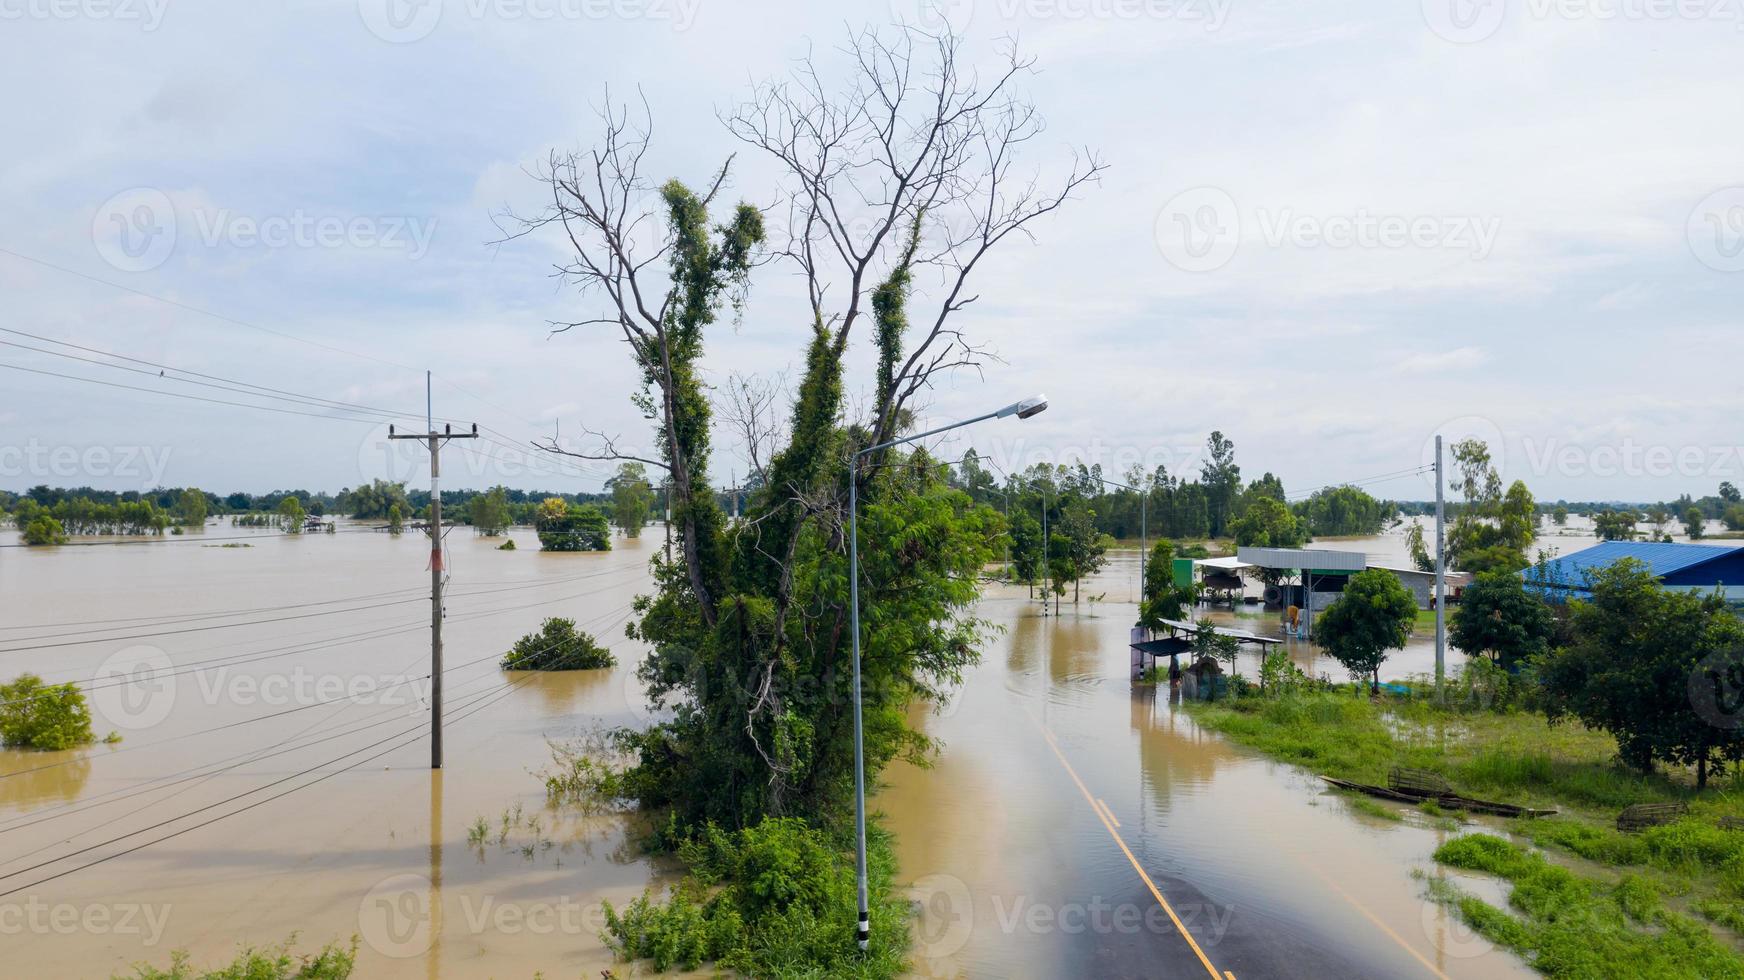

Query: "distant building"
<box><xmin>1526</xmin><ymin>541</ymin><xmax>1744</xmax><ymax>603</ymax></box>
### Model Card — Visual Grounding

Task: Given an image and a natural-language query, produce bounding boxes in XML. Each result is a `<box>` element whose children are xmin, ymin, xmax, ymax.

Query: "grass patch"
<box><xmin>1187</xmin><ymin>688</ymin><xmax>1744</xmax><ymax>962</ymax></box>
<box><xmin>1433</xmin><ymin>834</ymin><xmax>1744</xmax><ymax>978</ymax></box>
<box><xmin>116</xmin><ymin>936</ymin><xmax>356</xmax><ymax>979</ymax></box>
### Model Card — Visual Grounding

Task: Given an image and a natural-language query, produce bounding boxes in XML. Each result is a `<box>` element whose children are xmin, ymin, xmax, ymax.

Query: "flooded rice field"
<box><xmin>0</xmin><ymin>520</ymin><xmax>1631</xmax><ymax>976</ymax></box>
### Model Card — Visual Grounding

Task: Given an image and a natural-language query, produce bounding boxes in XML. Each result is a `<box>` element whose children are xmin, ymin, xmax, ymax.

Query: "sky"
<box><xmin>2</xmin><ymin>0</ymin><xmax>1741</xmax><ymax>504</ymax></box>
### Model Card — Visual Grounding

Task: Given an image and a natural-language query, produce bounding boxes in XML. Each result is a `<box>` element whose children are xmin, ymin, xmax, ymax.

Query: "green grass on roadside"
<box><xmin>1432</xmin><ymin>834</ymin><xmax>1744</xmax><ymax>979</ymax></box>
<box><xmin>1186</xmin><ymin>688</ymin><xmax>1744</xmax><ymax>973</ymax></box>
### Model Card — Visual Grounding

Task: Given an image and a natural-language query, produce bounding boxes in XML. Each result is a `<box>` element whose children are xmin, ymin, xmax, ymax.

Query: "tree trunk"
<box><xmin>1699</xmin><ymin>754</ymin><xmax>1709</xmax><ymax>790</ymax></box>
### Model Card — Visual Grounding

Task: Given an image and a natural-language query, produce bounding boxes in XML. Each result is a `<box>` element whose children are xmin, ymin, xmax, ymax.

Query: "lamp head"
<box><xmin>998</xmin><ymin>394</ymin><xmax>1049</xmax><ymax>420</ymax></box>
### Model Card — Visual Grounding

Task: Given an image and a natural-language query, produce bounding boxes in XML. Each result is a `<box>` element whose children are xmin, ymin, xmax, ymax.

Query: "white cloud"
<box><xmin>1396</xmin><ymin>346</ymin><xmax>1490</xmax><ymax>374</ymax></box>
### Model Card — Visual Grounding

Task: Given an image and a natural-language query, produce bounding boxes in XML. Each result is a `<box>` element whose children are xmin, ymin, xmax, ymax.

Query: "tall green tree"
<box><xmin>609</xmin><ymin>462</ymin><xmax>655</xmax><ymax>538</ymax></box>
<box><xmin>1538</xmin><ymin>560</ymin><xmax>1744</xmax><ymax>787</ymax></box>
<box><xmin>1138</xmin><ymin>539</ymin><xmax>1196</xmax><ymax>629</ymax></box>
<box><xmin>514</xmin><ymin>31</ymin><xmax>1098</xmax><ymax>837</ymax></box>
<box><xmin>1594</xmin><ymin>509</ymin><xmax>1637</xmax><ymax>541</ymax></box>
<box><xmin>469</xmin><ymin>486</ymin><xmax>511</xmax><ymax>536</ymax></box>
<box><xmin>1449</xmin><ymin>572</ymin><xmax>1555</xmax><ymax>672</ymax></box>
<box><xmin>1229</xmin><ymin>495</ymin><xmax>1306</xmax><ymax>548</ymax></box>
<box><xmin>173</xmin><ymin>488</ymin><xmax>208</xmax><ymax>526</ymax></box>
<box><xmin>1315</xmin><ymin>568</ymin><xmax>1418</xmax><ymax>693</ymax></box>
<box><xmin>277</xmin><ymin>496</ymin><xmax>306</xmax><ymax>534</ymax></box>
<box><xmin>1445</xmin><ymin>439</ymin><xmax>1535</xmax><ymax>574</ymax></box>
<box><xmin>1684</xmin><ymin>506</ymin><xmax>1707</xmax><ymax>540</ymax></box>
<box><xmin>1296</xmin><ymin>485</ymin><xmax>1392</xmax><ymax>536</ymax></box>
<box><xmin>1200</xmin><ymin>431</ymin><xmax>1241</xmax><ymax>538</ymax></box>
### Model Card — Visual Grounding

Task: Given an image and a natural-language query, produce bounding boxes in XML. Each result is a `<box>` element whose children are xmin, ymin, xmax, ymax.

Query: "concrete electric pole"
<box><xmin>1434</xmin><ymin>434</ymin><xmax>1447</xmax><ymax>702</ymax></box>
<box><xmin>388</xmin><ymin>372</ymin><xmax>478</xmax><ymax>769</ymax></box>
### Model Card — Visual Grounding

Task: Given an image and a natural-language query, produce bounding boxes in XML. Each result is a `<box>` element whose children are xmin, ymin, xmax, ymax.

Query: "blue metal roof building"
<box><xmin>1526</xmin><ymin>541</ymin><xmax>1744</xmax><ymax>602</ymax></box>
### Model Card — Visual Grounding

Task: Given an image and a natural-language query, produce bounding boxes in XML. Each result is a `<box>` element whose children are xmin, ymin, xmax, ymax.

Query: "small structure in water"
<box><xmin>1129</xmin><ymin>619</ymin><xmax>1281</xmax><ymax>687</ymax></box>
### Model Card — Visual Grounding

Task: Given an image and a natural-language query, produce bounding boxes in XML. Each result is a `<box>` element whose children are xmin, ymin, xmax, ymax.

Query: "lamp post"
<box><xmin>848</xmin><ymin>394</ymin><xmax>1048</xmax><ymax>952</ymax></box>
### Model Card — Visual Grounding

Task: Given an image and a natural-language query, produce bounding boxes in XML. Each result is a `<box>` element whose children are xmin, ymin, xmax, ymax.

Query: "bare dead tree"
<box><xmin>719</xmin><ymin>371</ymin><xmax>788</xmax><ymax>484</ymax></box>
<box><xmin>493</xmin><ymin>91</ymin><xmax>745</xmax><ymax>621</ymax></box>
<box><xmin>722</xmin><ymin>24</ymin><xmax>1106</xmax><ymax>455</ymax></box>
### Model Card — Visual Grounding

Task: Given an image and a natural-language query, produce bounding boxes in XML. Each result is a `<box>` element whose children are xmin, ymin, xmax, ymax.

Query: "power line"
<box><xmin>0</xmin><ymin>336</ymin><xmax>425</xmax><ymax>426</ymax></box>
<box><xmin>0</xmin><ymin>362</ymin><xmax>393</xmax><ymax>425</ymax></box>
<box><xmin>0</xmin><ymin>669</ymin><xmax>542</xmax><ymax>900</ymax></box>
<box><xmin>0</xmin><ymin>633</ymin><xmax>586</xmax><ymax>836</ymax></box>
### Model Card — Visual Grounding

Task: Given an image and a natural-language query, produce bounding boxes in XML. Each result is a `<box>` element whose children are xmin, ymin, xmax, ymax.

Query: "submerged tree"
<box><xmin>1445</xmin><ymin>439</ymin><xmax>1535</xmax><ymax>574</ymax></box>
<box><xmin>1138</xmin><ymin>539</ymin><xmax>1196</xmax><ymax>629</ymax></box>
<box><xmin>509</xmin><ymin>26</ymin><xmax>1099</xmax><ymax>831</ymax></box>
<box><xmin>609</xmin><ymin>462</ymin><xmax>655</xmax><ymax>538</ymax></box>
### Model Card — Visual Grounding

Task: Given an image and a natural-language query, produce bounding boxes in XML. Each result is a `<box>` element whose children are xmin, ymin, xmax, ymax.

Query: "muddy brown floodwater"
<box><xmin>0</xmin><ymin>520</ymin><xmax>1584</xmax><ymax>977</ymax></box>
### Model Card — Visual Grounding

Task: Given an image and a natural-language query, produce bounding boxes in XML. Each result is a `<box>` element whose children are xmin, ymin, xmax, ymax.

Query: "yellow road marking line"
<box><xmin>1040</xmin><ymin>725</ymin><xmax>1223</xmax><ymax>980</ymax></box>
<box><xmin>1096</xmin><ymin>798</ymin><xmax>1121</xmax><ymax>827</ymax></box>
<box><xmin>1298</xmin><ymin>861</ymin><xmax>1450</xmax><ymax>980</ymax></box>
<box><xmin>1225</xmin><ymin>972</ymin><xmax>1238</xmax><ymax>980</ymax></box>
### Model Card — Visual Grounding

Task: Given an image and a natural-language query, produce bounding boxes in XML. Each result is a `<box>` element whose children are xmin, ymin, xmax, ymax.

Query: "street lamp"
<box><xmin>848</xmin><ymin>394</ymin><xmax>1048</xmax><ymax>951</ymax></box>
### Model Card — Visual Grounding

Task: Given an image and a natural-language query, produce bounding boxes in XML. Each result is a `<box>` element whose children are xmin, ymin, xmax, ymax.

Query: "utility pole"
<box><xmin>389</xmin><ymin>372</ymin><xmax>477</xmax><ymax>770</ymax></box>
<box><xmin>1434</xmin><ymin>434</ymin><xmax>1447</xmax><ymax>702</ymax></box>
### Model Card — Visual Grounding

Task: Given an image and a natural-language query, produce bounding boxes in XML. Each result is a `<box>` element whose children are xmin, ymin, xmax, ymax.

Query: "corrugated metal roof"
<box><xmin>1236</xmin><ymin>546</ymin><xmax>1368</xmax><ymax>570</ymax></box>
<box><xmin>1531</xmin><ymin>541</ymin><xmax>1740</xmax><ymax>586</ymax></box>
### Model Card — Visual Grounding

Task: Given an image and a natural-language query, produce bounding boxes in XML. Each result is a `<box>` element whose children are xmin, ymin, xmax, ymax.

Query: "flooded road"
<box><xmin>0</xmin><ymin>521</ymin><xmax>1586</xmax><ymax>976</ymax></box>
<box><xmin>884</xmin><ymin>544</ymin><xmax>1536</xmax><ymax>980</ymax></box>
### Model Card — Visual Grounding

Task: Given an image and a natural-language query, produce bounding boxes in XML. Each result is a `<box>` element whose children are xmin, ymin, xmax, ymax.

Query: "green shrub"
<box><xmin>116</xmin><ymin>936</ymin><xmax>356</xmax><ymax>979</ymax></box>
<box><xmin>601</xmin><ymin>817</ymin><xmax>908</xmax><ymax>978</ymax></box>
<box><xmin>500</xmin><ymin>617</ymin><xmax>614</xmax><ymax>670</ymax></box>
<box><xmin>21</xmin><ymin>514</ymin><xmax>67</xmax><ymax>546</ymax></box>
<box><xmin>0</xmin><ymin>673</ymin><xmax>97</xmax><ymax>750</ymax></box>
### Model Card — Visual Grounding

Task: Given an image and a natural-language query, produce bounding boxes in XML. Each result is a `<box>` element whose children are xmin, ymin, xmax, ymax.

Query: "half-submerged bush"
<box><xmin>116</xmin><ymin>935</ymin><xmax>356</xmax><ymax>979</ymax></box>
<box><xmin>601</xmin><ymin>816</ymin><xmax>909</xmax><ymax>977</ymax></box>
<box><xmin>0</xmin><ymin>673</ymin><xmax>99</xmax><ymax>750</ymax></box>
<box><xmin>500</xmin><ymin>617</ymin><xmax>615</xmax><ymax>670</ymax></box>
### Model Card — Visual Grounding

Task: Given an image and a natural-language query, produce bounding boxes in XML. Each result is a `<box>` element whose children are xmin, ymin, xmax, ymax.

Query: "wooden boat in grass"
<box><xmin>1320</xmin><ymin>775</ymin><xmax>1558</xmax><ymax>819</ymax></box>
